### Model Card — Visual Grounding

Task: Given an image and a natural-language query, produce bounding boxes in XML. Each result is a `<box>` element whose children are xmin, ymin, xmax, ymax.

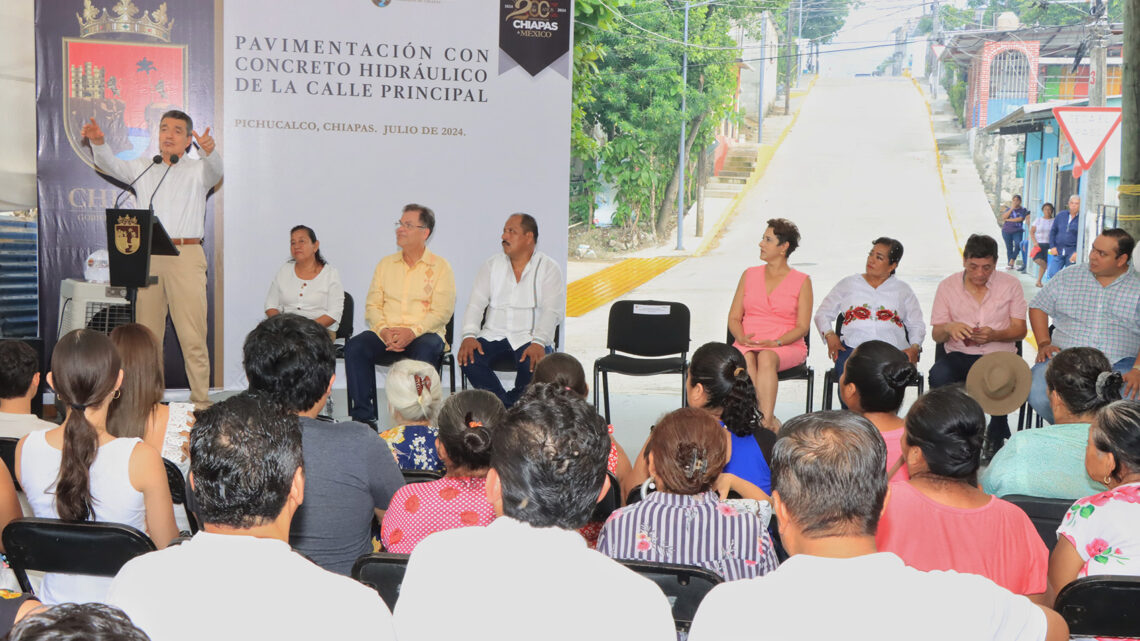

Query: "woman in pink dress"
<box><xmin>729</xmin><ymin>218</ymin><xmax>813</xmax><ymax>431</ymax></box>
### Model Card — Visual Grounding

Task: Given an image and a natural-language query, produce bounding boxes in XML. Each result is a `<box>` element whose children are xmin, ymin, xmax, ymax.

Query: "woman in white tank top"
<box><xmin>16</xmin><ymin>329</ymin><xmax>178</xmax><ymax>604</ymax></box>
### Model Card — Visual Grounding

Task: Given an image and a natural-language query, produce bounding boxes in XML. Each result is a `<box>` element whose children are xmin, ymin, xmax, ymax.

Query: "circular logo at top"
<box><xmin>372</xmin><ymin>0</ymin><xmax>392</xmax><ymax>6</ymax></box>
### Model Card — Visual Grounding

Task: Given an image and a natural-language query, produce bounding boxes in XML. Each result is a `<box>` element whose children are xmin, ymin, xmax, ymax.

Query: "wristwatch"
<box><xmin>910</xmin><ymin>343</ymin><xmax>923</xmax><ymax>354</ymax></box>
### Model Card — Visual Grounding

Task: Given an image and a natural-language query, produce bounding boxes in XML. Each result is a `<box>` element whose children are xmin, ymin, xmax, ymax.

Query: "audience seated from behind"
<box><xmin>107</xmin><ymin>393</ymin><xmax>396</xmax><ymax>641</ymax></box>
<box><xmin>6</xmin><ymin>603</ymin><xmax>143</xmax><ymax>641</ymax></box>
<box><xmin>394</xmin><ymin>384</ymin><xmax>676</xmax><ymax>641</ymax></box>
<box><xmin>838</xmin><ymin>340</ymin><xmax>917</xmax><ymax>482</ymax></box>
<box><xmin>688</xmin><ymin>410</ymin><xmax>1067</xmax><ymax>641</ymax></box>
<box><xmin>380</xmin><ymin>360</ymin><xmax>444</xmax><ymax>472</ymax></box>
<box><xmin>983</xmin><ymin>347</ymin><xmax>1121</xmax><ymax>500</ymax></box>
<box><xmin>530</xmin><ymin>353</ymin><xmax>633</xmax><ymax>503</ymax></box>
<box><xmin>108</xmin><ymin>324</ymin><xmax>194</xmax><ymax>474</ymax></box>
<box><xmin>16</xmin><ymin>329</ymin><xmax>177</xmax><ymax>604</ymax></box>
<box><xmin>381</xmin><ymin>390</ymin><xmax>505</xmax><ymax>554</ymax></box>
<box><xmin>242</xmin><ymin>313</ymin><xmax>404</xmax><ymax>576</ymax></box>
<box><xmin>1049</xmin><ymin>400</ymin><xmax>1140</xmax><ymax>603</ymax></box>
<box><xmin>631</xmin><ymin>342</ymin><xmax>774</xmax><ymax>495</ymax></box>
<box><xmin>597</xmin><ymin>407</ymin><xmax>777</xmax><ymax>580</ymax></box>
<box><xmin>876</xmin><ymin>386</ymin><xmax>1049</xmax><ymax>602</ymax></box>
<box><xmin>0</xmin><ymin>341</ymin><xmax>54</xmax><ymax>438</ymax></box>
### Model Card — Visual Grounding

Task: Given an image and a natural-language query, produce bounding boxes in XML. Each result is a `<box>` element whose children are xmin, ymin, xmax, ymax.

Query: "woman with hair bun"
<box><xmin>16</xmin><ymin>329</ymin><xmax>178</xmax><ymax>604</ymax></box>
<box><xmin>380</xmin><ymin>390</ymin><xmax>506</xmax><ymax>554</ymax></box>
<box><xmin>877</xmin><ymin>386</ymin><xmax>1049</xmax><ymax>602</ymax></box>
<box><xmin>630</xmin><ymin>342</ymin><xmax>774</xmax><ymax>495</ymax></box>
<box><xmin>381</xmin><ymin>359</ymin><xmax>443</xmax><ymax>472</ymax></box>
<box><xmin>839</xmin><ymin>340</ymin><xmax>918</xmax><ymax>482</ymax></box>
<box><xmin>1050</xmin><ymin>400</ymin><xmax>1140</xmax><ymax>601</ymax></box>
<box><xmin>597</xmin><ymin>407</ymin><xmax>777</xmax><ymax>580</ymax></box>
<box><xmin>984</xmin><ymin>347</ymin><xmax>1122</xmax><ymax>499</ymax></box>
<box><xmin>729</xmin><ymin>218</ymin><xmax>813</xmax><ymax>431</ymax></box>
<box><xmin>264</xmin><ymin>225</ymin><xmax>345</xmax><ymax>333</ymax></box>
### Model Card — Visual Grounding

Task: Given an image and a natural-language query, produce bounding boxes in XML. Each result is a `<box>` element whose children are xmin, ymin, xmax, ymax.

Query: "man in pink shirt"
<box><xmin>930</xmin><ymin>234</ymin><xmax>1027</xmax><ymax>453</ymax></box>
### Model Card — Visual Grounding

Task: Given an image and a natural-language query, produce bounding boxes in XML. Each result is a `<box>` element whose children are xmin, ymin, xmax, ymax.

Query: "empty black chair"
<box><xmin>1002</xmin><ymin>494</ymin><xmax>1072</xmax><ymax>551</ymax></box>
<box><xmin>400</xmin><ymin>469</ymin><xmax>444</xmax><ymax>485</ymax></box>
<box><xmin>618</xmin><ymin>560</ymin><xmax>723</xmax><ymax>631</ymax></box>
<box><xmin>163</xmin><ymin>458</ymin><xmax>199</xmax><ymax>535</ymax></box>
<box><xmin>1055</xmin><ymin>575</ymin><xmax>1140</xmax><ymax>638</ymax></box>
<box><xmin>352</xmin><ymin>552</ymin><xmax>411</xmax><ymax>611</ymax></box>
<box><xmin>725</xmin><ymin>328</ymin><xmax>814</xmax><ymax>413</ymax></box>
<box><xmin>2</xmin><ymin>517</ymin><xmax>156</xmax><ymax>594</ymax></box>
<box><xmin>0</xmin><ymin>437</ymin><xmax>21</xmax><ymax>493</ymax></box>
<box><xmin>593</xmin><ymin>301</ymin><xmax>690</xmax><ymax>423</ymax></box>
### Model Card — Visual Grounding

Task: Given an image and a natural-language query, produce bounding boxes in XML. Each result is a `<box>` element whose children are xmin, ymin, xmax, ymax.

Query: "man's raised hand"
<box><xmin>192</xmin><ymin>127</ymin><xmax>215</xmax><ymax>155</ymax></box>
<box><xmin>80</xmin><ymin>117</ymin><xmax>105</xmax><ymax>145</ymax></box>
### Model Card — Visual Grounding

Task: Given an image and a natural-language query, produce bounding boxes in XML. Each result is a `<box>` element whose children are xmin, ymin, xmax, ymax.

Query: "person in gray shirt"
<box><xmin>243</xmin><ymin>313</ymin><xmax>404</xmax><ymax>575</ymax></box>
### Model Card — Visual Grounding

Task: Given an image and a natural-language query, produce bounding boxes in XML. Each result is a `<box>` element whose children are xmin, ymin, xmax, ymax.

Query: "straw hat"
<box><xmin>965</xmin><ymin>352</ymin><xmax>1032</xmax><ymax>416</ymax></box>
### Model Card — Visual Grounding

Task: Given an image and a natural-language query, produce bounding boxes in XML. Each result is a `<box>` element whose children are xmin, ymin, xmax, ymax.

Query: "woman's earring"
<box><xmin>113</xmin><ymin>389</ymin><xmax>121</xmax><ymax>400</ymax></box>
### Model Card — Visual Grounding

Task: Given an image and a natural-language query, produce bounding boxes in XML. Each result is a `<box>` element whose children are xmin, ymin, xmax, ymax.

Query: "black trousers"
<box><xmin>928</xmin><ymin>350</ymin><xmax>1011</xmax><ymax>443</ymax></box>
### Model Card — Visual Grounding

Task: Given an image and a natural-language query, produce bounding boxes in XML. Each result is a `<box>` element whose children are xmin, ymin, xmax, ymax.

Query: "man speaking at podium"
<box><xmin>82</xmin><ymin>110</ymin><xmax>223</xmax><ymax>408</ymax></box>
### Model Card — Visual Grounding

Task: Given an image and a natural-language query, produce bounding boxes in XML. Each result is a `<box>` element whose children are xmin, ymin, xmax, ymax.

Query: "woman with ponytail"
<box><xmin>598</xmin><ymin>408</ymin><xmax>777</xmax><ymax>580</ymax></box>
<box><xmin>877</xmin><ymin>386</ymin><xmax>1049</xmax><ymax>602</ymax></box>
<box><xmin>16</xmin><ymin>329</ymin><xmax>177</xmax><ymax>604</ymax></box>
<box><xmin>380</xmin><ymin>390</ymin><xmax>505</xmax><ymax>553</ymax></box>
<box><xmin>381</xmin><ymin>359</ymin><xmax>443</xmax><ymax>472</ymax></box>
<box><xmin>984</xmin><ymin>347</ymin><xmax>1123</xmax><ymax>500</ymax></box>
<box><xmin>630</xmin><ymin>342</ymin><xmax>774</xmax><ymax>495</ymax></box>
<box><xmin>838</xmin><ymin>340</ymin><xmax>919</xmax><ymax>482</ymax></box>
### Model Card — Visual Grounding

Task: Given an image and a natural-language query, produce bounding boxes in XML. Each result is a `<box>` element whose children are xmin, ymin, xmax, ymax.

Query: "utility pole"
<box><xmin>1085</xmin><ymin>0</ymin><xmax>1107</xmax><ymax>255</ymax></box>
<box><xmin>796</xmin><ymin>0</ymin><xmax>804</xmax><ymax>86</ymax></box>
<box><xmin>784</xmin><ymin>3</ymin><xmax>793</xmax><ymax>114</ymax></box>
<box><xmin>758</xmin><ymin>13</ymin><xmax>768</xmax><ymax>143</ymax></box>
<box><xmin>1123</xmin><ymin>0</ymin><xmax>1140</xmax><ymax>239</ymax></box>
<box><xmin>931</xmin><ymin>0</ymin><xmax>941</xmax><ymax>99</ymax></box>
<box><xmin>677</xmin><ymin>0</ymin><xmax>692</xmax><ymax>251</ymax></box>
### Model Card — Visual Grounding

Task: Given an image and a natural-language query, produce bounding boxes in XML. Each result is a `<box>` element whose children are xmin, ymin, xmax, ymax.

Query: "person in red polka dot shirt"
<box><xmin>381</xmin><ymin>390</ymin><xmax>506</xmax><ymax>553</ymax></box>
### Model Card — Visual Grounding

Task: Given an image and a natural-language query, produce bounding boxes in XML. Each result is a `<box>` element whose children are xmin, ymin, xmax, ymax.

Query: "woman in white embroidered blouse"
<box><xmin>814</xmin><ymin>237</ymin><xmax>926</xmax><ymax>403</ymax></box>
<box><xmin>264</xmin><ymin>225</ymin><xmax>345</xmax><ymax>331</ymax></box>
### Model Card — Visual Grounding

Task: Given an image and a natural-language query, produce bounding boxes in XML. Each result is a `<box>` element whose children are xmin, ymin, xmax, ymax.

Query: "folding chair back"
<box><xmin>607</xmin><ymin>301</ymin><xmax>690</xmax><ymax>357</ymax></box>
<box><xmin>618</xmin><ymin>560</ymin><xmax>723</xmax><ymax>631</ymax></box>
<box><xmin>1056</xmin><ymin>575</ymin><xmax>1140</xmax><ymax>638</ymax></box>
<box><xmin>0</xmin><ymin>437</ymin><xmax>21</xmax><ymax>492</ymax></box>
<box><xmin>2</xmin><ymin>517</ymin><xmax>156</xmax><ymax>594</ymax></box>
<box><xmin>590</xmin><ymin>471</ymin><xmax>621</xmax><ymax>523</ymax></box>
<box><xmin>352</xmin><ymin>552</ymin><xmax>411</xmax><ymax>611</ymax></box>
<box><xmin>163</xmin><ymin>458</ymin><xmax>200</xmax><ymax>534</ymax></box>
<box><xmin>336</xmin><ymin>292</ymin><xmax>355</xmax><ymax>342</ymax></box>
<box><xmin>1002</xmin><ymin>494</ymin><xmax>1071</xmax><ymax>551</ymax></box>
<box><xmin>401</xmin><ymin>469</ymin><xmax>444</xmax><ymax>485</ymax></box>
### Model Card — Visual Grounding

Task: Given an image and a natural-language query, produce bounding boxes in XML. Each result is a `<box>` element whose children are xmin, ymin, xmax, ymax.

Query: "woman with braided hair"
<box><xmin>380</xmin><ymin>390</ymin><xmax>505</xmax><ymax>554</ymax></box>
<box><xmin>381</xmin><ymin>359</ymin><xmax>443</xmax><ymax>472</ymax></box>
<box><xmin>597</xmin><ymin>407</ymin><xmax>777</xmax><ymax>580</ymax></box>
<box><xmin>629</xmin><ymin>342</ymin><xmax>774</xmax><ymax>496</ymax></box>
<box><xmin>983</xmin><ymin>347</ymin><xmax>1124</xmax><ymax>500</ymax></box>
<box><xmin>16</xmin><ymin>329</ymin><xmax>177</xmax><ymax>604</ymax></box>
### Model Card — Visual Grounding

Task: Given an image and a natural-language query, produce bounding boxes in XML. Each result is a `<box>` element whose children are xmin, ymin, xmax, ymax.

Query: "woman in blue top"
<box><xmin>687</xmin><ymin>342</ymin><xmax>774</xmax><ymax>494</ymax></box>
<box><xmin>999</xmin><ymin>195</ymin><xmax>1029</xmax><ymax>270</ymax></box>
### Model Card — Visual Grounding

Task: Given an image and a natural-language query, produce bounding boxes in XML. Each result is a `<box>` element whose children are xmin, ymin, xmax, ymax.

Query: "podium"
<box><xmin>104</xmin><ymin>208</ymin><xmax>179</xmax><ymax>321</ymax></box>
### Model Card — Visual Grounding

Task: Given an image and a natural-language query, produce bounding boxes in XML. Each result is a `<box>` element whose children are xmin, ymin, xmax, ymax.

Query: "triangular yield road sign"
<box><xmin>1052</xmin><ymin>107</ymin><xmax>1122</xmax><ymax>177</ymax></box>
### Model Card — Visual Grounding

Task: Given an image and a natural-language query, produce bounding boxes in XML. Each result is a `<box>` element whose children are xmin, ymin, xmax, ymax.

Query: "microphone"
<box><xmin>147</xmin><ymin>153</ymin><xmax>179</xmax><ymax>210</ymax></box>
<box><xmin>113</xmin><ymin>155</ymin><xmax>163</xmax><ymax>208</ymax></box>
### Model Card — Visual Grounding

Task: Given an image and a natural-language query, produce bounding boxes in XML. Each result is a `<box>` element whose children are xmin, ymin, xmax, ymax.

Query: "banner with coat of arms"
<box><xmin>35</xmin><ymin>0</ymin><xmax>217</xmax><ymax>386</ymax></box>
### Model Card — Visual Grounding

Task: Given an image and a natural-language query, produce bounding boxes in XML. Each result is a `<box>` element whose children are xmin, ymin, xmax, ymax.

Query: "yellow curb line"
<box><xmin>909</xmin><ymin>77</ymin><xmax>1039</xmax><ymax>350</ymax></box>
<box><xmin>694</xmin><ymin>75</ymin><xmax>819</xmax><ymax>257</ymax></box>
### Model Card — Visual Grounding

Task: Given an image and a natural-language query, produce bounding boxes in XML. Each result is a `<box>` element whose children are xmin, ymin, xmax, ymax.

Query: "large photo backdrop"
<box><xmin>222</xmin><ymin>0</ymin><xmax>573</xmax><ymax>389</ymax></box>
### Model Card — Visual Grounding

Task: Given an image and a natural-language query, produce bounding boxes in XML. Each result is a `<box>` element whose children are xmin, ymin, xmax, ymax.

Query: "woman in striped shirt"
<box><xmin>596</xmin><ymin>408</ymin><xmax>778</xmax><ymax>580</ymax></box>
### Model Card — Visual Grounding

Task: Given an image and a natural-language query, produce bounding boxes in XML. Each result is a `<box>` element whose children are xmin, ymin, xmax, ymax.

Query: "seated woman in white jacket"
<box><xmin>265</xmin><ymin>225</ymin><xmax>345</xmax><ymax>335</ymax></box>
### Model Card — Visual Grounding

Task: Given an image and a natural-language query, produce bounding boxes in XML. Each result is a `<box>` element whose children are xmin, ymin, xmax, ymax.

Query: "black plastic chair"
<box><xmin>618</xmin><ymin>560</ymin><xmax>724</xmax><ymax>631</ymax></box>
<box><xmin>334</xmin><ymin>292</ymin><xmax>356</xmax><ymax>358</ymax></box>
<box><xmin>590</xmin><ymin>471</ymin><xmax>622</xmax><ymax>524</ymax></box>
<box><xmin>821</xmin><ymin>314</ymin><xmax>924</xmax><ymax>410</ymax></box>
<box><xmin>348</xmin><ymin>316</ymin><xmax>457</xmax><ymax>423</ymax></box>
<box><xmin>352</xmin><ymin>552</ymin><xmax>411</xmax><ymax>611</ymax></box>
<box><xmin>1056</xmin><ymin>575</ymin><xmax>1140</xmax><ymax>638</ymax></box>
<box><xmin>400</xmin><ymin>469</ymin><xmax>444</xmax><ymax>485</ymax></box>
<box><xmin>163</xmin><ymin>458</ymin><xmax>199</xmax><ymax>535</ymax></box>
<box><xmin>2</xmin><ymin>517</ymin><xmax>156</xmax><ymax>594</ymax></box>
<box><xmin>460</xmin><ymin>325</ymin><xmax>561</xmax><ymax>390</ymax></box>
<box><xmin>593</xmin><ymin>301</ymin><xmax>691</xmax><ymax>423</ymax></box>
<box><xmin>0</xmin><ymin>437</ymin><xmax>21</xmax><ymax>493</ymax></box>
<box><xmin>725</xmin><ymin>328</ymin><xmax>814</xmax><ymax>413</ymax></box>
<box><xmin>1002</xmin><ymin>494</ymin><xmax>1071</xmax><ymax>551</ymax></box>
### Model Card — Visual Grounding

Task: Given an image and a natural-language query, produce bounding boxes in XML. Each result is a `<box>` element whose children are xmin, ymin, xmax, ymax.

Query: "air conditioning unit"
<box><xmin>57</xmin><ymin>278</ymin><xmax>131</xmax><ymax>336</ymax></box>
